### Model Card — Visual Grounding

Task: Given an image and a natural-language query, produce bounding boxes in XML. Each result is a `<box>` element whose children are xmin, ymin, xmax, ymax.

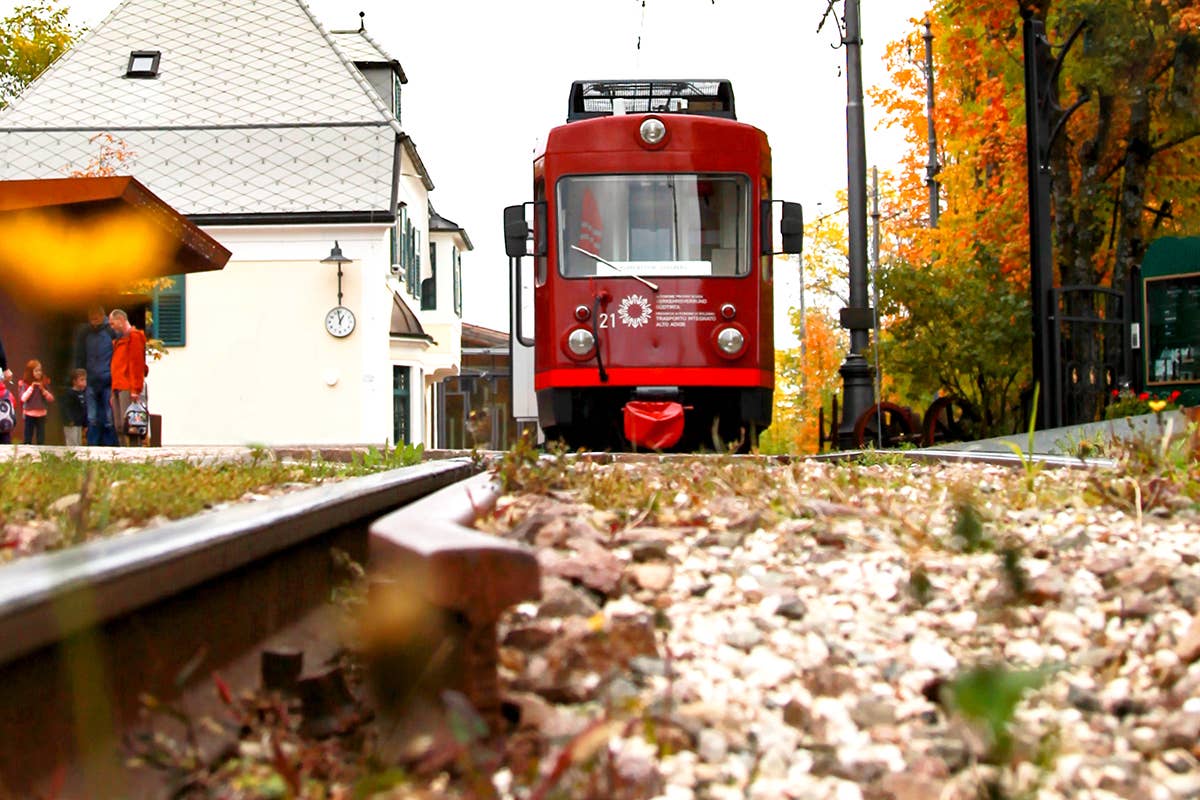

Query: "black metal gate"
<box><xmin>1050</xmin><ymin>286</ymin><xmax>1130</xmax><ymax>426</ymax></box>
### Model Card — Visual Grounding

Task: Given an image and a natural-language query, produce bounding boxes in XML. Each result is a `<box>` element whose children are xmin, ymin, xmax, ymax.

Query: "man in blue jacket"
<box><xmin>75</xmin><ymin>305</ymin><xmax>118</xmax><ymax>446</ymax></box>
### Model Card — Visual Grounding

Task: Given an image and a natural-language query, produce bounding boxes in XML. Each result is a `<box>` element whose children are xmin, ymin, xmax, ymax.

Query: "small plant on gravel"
<box><xmin>347</xmin><ymin>442</ymin><xmax>425</xmax><ymax>473</ymax></box>
<box><xmin>1053</xmin><ymin>428</ymin><xmax>1114</xmax><ymax>460</ymax></box>
<box><xmin>998</xmin><ymin>543</ymin><xmax>1029</xmax><ymax>600</ymax></box>
<box><xmin>943</xmin><ymin>663</ymin><xmax>1054</xmax><ymax>763</ymax></box>
<box><xmin>853</xmin><ymin>447</ymin><xmax>910</xmax><ymax>467</ymax></box>
<box><xmin>1103</xmin><ymin>415</ymin><xmax>1200</xmax><ymax>511</ymax></box>
<box><xmin>492</xmin><ymin>432</ymin><xmax>575</xmax><ymax>494</ymax></box>
<box><xmin>906</xmin><ymin>562</ymin><xmax>934</xmax><ymax>605</ymax></box>
<box><xmin>1003</xmin><ymin>384</ymin><xmax>1043</xmax><ymax>493</ymax></box>
<box><xmin>949</xmin><ymin>500</ymin><xmax>990</xmax><ymax>553</ymax></box>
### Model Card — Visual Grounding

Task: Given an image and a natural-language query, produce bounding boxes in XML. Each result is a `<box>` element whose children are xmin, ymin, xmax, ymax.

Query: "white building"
<box><xmin>0</xmin><ymin>0</ymin><xmax>469</xmax><ymax>446</ymax></box>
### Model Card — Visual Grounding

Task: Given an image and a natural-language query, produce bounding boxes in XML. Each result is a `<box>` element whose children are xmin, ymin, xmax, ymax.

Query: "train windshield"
<box><xmin>557</xmin><ymin>174</ymin><xmax>750</xmax><ymax>278</ymax></box>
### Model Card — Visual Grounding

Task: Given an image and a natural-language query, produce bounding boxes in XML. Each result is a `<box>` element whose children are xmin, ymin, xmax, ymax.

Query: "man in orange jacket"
<box><xmin>109</xmin><ymin>308</ymin><xmax>147</xmax><ymax>447</ymax></box>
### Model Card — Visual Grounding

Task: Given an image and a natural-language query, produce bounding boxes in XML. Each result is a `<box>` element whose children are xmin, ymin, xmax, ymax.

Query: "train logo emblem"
<box><xmin>618</xmin><ymin>294</ymin><xmax>652</xmax><ymax>328</ymax></box>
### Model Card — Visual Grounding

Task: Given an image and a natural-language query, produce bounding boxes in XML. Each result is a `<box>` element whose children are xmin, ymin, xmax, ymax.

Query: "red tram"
<box><xmin>505</xmin><ymin>80</ymin><xmax>803</xmax><ymax>451</ymax></box>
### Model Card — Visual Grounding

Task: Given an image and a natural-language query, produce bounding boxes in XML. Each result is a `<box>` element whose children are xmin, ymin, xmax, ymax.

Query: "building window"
<box><xmin>392</xmin><ymin>365</ymin><xmax>410</xmax><ymax>445</ymax></box>
<box><xmin>151</xmin><ymin>273</ymin><xmax>185</xmax><ymax>346</ymax></box>
<box><xmin>406</xmin><ymin>223</ymin><xmax>421</xmax><ymax>303</ymax></box>
<box><xmin>392</xmin><ymin>73</ymin><xmax>402</xmax><ymax>125</ymax></box>
<box><xmin>452</xmin><ymin>246</ymin><xmax>462</xmax><ymax>317</ymax></box>
<box><xmin>126</xmin><ymin>50</ymin><xmax>161</xmax><ymax>78</ymax></box>
<box><xmin>422</xmin><ymin>241</ymin><xmax>437</xmax><ymax>310</ymax></box>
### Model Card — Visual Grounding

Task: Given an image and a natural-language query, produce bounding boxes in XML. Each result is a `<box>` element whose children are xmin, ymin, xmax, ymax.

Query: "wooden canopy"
<box><xmin>0</xmin><ymin>176</ymin><xmax>231</xmax><ymax>278</ymax></box>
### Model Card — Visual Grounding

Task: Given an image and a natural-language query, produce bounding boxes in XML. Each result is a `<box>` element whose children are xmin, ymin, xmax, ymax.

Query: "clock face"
<box><xmin>324</xmin><ymin>305</ymin><xmax>356</xmax><ymax>338</ymax></box>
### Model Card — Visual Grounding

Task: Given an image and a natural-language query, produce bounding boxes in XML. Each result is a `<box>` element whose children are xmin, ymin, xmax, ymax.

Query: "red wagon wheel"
<box><xmin>852</xmin><ymin>402</ymin><xmax>918</xmax><ymax>449</ymax></box>
<box><xmin>921</xmin><ymin>396</ymin><xmax>977</xmax><ymax>446</ymax></box>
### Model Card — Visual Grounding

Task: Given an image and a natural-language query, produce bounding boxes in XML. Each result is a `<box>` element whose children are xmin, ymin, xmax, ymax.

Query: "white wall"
<box><xmin>150</xmin><ymin>224</ymin><xmax>397</xmax><ymax>445</ymax></box>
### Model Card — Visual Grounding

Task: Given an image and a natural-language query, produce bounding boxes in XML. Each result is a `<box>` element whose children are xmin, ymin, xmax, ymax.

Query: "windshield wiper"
<box><xmin>570</xmin><ymin>245</ymin><xmax>659</xmax><ymax>292</ymax></box>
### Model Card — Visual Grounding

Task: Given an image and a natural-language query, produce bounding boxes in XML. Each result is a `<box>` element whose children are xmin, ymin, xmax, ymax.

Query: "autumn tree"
<box><xmin>0</xmin><ymin>1</ymin><xmax>77</xmax><ymax>110</ymax></box>
<box><xmin>761</xmin><ymin>307</ymin><xmax>847</xmax><ymax>454</ymax></box>
<box><xmin>869</xmin><ymin>0</ymin><xmax>1199</xmax><ymax>432</ymax></box>
<box><xmin>1048</xmin><ymin>0</ymin><xmax>1200</xmax><ymax>288</ymax></box>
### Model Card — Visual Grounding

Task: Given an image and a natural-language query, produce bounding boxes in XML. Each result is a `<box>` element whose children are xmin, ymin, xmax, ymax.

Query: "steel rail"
<box><xmin>0</xmin><ymin>457</ymin><xmax>479</xmax><ymax>797</ymax></box>
<box><xmin>0</xmin><ymin>458</ymin><xmax>477</xmax><ymax>664</ymax></box>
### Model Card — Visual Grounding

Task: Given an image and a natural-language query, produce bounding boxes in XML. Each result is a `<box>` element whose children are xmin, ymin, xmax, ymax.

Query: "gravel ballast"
<box><xmin>477</xmin><ymin>455</ymin><xmax>1200</xmax><ymax>800</ymax></box>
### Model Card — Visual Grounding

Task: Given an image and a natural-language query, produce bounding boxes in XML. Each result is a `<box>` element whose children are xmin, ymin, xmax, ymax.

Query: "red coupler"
<box><xmin>623</xmin><ymin>400</ymin><xmax>685</xmax><ymax>450</ymax></box>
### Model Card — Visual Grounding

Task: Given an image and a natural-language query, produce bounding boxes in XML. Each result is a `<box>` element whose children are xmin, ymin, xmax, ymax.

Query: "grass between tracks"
<box><xmin>0</xmin><ymin>443</ymin><xmax>425</xmax><ymax>561</ymax></box>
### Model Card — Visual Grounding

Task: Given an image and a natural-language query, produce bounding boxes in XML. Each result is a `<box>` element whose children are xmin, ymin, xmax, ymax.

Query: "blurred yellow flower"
<box><xmin>1149</xmin><ymin>400</ymin><xmax>1168</xmax><ymax>412</ymax></box>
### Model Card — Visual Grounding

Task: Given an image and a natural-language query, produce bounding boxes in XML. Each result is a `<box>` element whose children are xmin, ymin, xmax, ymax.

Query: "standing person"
<box><xmin>18</xmin><ymin>360</ymin><xmax>55</xmax><ymax>445</ymax></box>
<box><xmin>62</xmin><ymin>368</ymin><xmax>88</xmax><ymax>446</ymax></box>
<box><xmin>75</xmin><ymin>305</ymin><xmax>117</xmax><ymax>446</ymax></box>
<box><xmin>0</xmin><ymin>376</ymin><xmax>14</xmax><ymax>445</ymax></box>
<box><xmin>0</xmin><ymin>328</ymin><xmax>10</xmax><ymax>383</ymax></box>
<box><xmin>109</xmin><ymin>308</ymin><xmax>146</xmax><ymax>447</ymax></box>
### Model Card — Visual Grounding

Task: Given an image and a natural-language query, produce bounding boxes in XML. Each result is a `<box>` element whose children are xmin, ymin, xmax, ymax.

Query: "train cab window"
<box><xmin>557</xmin><ymin>174</ymin><xmax>749</xmax><ymax>279</ymax></box>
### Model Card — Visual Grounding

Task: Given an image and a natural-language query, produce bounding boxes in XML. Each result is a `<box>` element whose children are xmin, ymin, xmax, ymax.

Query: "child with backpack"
<box><xmin>18</xmin><ymin>360</ymin><xmax>55</xmax><ymax>445</ymax></box>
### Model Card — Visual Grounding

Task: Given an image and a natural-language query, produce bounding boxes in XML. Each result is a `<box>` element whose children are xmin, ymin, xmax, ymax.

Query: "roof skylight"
<box><xmin>125</xmin><ymin>50</ymin><xmax>161</xmax><ymax>78</ymax></box>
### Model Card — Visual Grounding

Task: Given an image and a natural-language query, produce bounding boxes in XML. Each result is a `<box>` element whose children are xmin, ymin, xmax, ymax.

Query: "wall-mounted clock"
<box><xmin>325</xmin><ymin>305</ymin><xmax>356</xmax><ymax>338</ymax></box>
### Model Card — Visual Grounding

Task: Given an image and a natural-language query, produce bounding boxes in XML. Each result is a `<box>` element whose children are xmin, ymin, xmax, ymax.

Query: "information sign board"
<box><xmin>1143</xmin><ymin>270</ymin><xmax>1200</xmax><ymax>385</ymax></box>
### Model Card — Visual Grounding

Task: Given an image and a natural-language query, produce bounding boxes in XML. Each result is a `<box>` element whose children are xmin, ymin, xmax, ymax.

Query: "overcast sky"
<box><xmin>9</xmin><ymin>0</ymin><xmax>933</xmax><ymax>333</ymax></box>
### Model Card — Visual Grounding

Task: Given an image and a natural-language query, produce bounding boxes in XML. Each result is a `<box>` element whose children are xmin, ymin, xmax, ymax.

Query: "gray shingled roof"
<box><xmin>0</xmin><ymin>0</ymin><xmax>405</xmax><ymax>218</ymax></box>
<box><xmin>330</xmin><ymin>27</ymin><xmax>407</xmax><ymax>83</ymax></box>
<box><xmin>429</xmin><ymin>202</ymin><xmax>474</xmax><ymax>250</ymax></box>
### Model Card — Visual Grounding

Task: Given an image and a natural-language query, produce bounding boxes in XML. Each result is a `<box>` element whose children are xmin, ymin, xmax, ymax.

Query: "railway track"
<box><xmin>0</xmin><ymin>454</ymin><xmax>541</xmax><ymax>798</ymax></box>
<box><xmin>0</xmin><ymin>447</ymin><xmax>1124</xmax><ymax>797</ymax></box>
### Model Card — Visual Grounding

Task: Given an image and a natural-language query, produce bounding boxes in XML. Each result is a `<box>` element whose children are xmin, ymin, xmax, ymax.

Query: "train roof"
<box><xmin>566</xmin><ymin>79</ymin><xmax>736</xmax><ymax>122</ymax></box>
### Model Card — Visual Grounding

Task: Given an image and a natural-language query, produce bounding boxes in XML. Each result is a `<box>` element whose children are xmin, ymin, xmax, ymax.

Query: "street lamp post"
<box><xmin>923</xmin><ymin>19</ymin><xmax>940</xmax><ymax>228</ymax></box>
<box><xmin>836</xmin><ymin>0</ymin><xmax>876</xmax><ymax>449</ymax></box>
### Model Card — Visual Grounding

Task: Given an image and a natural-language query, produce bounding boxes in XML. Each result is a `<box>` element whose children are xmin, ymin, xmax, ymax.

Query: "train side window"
<box><xmin>534</xmin><ymin>178</ymin><xmax>547</xmax><ymax>285</ymax></box>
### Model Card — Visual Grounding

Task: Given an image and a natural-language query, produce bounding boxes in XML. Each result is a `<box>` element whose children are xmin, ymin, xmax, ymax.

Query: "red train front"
<box><xmin>505</xmin><ymin>80</ymin><xmax>802</xmax><ymax>451</ymax></box>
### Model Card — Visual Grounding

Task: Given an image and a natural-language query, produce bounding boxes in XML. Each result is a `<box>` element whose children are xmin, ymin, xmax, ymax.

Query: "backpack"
<box><xmin>124</xmin><ymin>400</ymin><xmax>148</xmax><ymax>438</ymax></box>
<box><xmin>0</xmin><ymin>392</ymin><xmax>14</xmax><ymax>434</ymax></box>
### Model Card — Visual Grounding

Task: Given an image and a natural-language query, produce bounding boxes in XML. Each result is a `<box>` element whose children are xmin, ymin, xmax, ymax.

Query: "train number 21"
<box><xmin>598</xmin><ymin>312</ymin><xmax>620</xmax><ymax>329</ymax></box>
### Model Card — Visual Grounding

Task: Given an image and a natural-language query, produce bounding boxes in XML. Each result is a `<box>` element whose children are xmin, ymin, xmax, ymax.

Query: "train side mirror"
<box><xmin>761</xmin><ymin>200</ymin><xmax>804</xmax><ymax>256</ymax></box>
<box><xmin>504</xmin><ymin>202</ymin><xmax>548</xmax><ymax>258</ymax></box>
<box><xmin>780</xmin><ymin>202</ymin><xmax>803</xmax><ymax>254</ymax></box>
<box><xmin>504</xmin><ymin>204</ymin><xmax>530</xmax><ymax>258</ymax></box>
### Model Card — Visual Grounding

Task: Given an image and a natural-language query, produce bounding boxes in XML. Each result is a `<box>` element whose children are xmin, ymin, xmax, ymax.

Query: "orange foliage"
<box><xmin>762</xmin><ymin>308</ymin><xmax>846</xmax><ymax>455</ymax></box>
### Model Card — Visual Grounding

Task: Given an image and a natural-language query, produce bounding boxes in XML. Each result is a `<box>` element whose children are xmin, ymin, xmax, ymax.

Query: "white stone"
<box><xmin>908</xmin><ymin>637</ymin><xmax>957</xmax><ymax>672</ymax></box>
<box><xmin>742</xmin><ymin>647</ymin><xmax>797</xmax><ymax>688</ymax></box>
<box><xmin>944</xmin><ymin>609</ymin><xmax>977</xmax><ymax>633</ymax></box>
<box><xmin>697</xmin><ymin>729</ymin><xmax>728</xmax><ymax>763</ymax></box>
<box><xmin>1043</xmin><ymin>609</ymin><xmax>1089</xmax><ymax>649</ymax></box>
<box><xmin>1004</xmin><ymin>638</ymin><xmax>1046</xmax><ymax>665</ymax></box>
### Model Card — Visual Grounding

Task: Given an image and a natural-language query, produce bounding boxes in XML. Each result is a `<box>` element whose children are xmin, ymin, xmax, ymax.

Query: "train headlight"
<box><xmin>639</xmin><ymin>117</ymin><xmax>667</xmax><ymax>145</ymax></box>
<box><xmin>716</xmin><ymin>326</ymin><xmax>745</xmax><ymax>356</ymax></box>
<box><xmin>567</xmin><ymin>327</ymin><xmax>596</xmax><ymax>356</ymax></box>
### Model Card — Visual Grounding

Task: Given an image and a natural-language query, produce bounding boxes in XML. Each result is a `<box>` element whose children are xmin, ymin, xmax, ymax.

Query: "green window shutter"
<box><xmin>153</xmin><ymin>274</ymin><xmax>186</xmax><ymax>346</ymax></box>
